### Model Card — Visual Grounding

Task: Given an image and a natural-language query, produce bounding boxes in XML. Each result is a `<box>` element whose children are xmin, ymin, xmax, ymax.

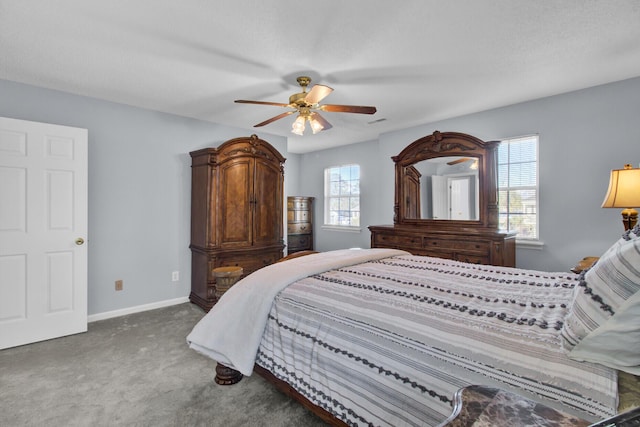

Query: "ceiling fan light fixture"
<box><xmin>309</xmin><ymin>116</ymin><xmax>324</xmax><ymax>134</ymax></box>
<box><xmin>291</xmin><ymin>115</ymin><xmax>306</xmax><ymax>135</ymax></box>
<box><xmin>236</xmin><ymin>75</ymin><xmax>376</xmax><ymax>133</ymax></box>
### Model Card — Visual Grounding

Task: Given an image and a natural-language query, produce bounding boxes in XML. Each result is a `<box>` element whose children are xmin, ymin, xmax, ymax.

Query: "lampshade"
<box><xmin>601</xmin><ymin>164</ymin><xmax>640</xmax><ymax>230</ymax></box>
<box><xmin>309</xmin><ymin>116</ymin><xmax>324</xmax><ymax>134</ymax></box>
<box><xmin>291</xmin><ymin>113</ymin><xmax>325</xmax><ymax>135</ymax></box>
<box><xmin>602</xmin><ymin>165</ymin><xmax>640</xmax><ymax>207</ymax></box>
<box><xmin>291</xmin><ymin>115</ymin><xmax>306</xmax><ymax>136</ymax></box>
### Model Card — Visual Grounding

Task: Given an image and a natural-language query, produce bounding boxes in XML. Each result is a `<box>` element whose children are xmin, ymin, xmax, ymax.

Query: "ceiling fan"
<box><xmin>447</xmin><ymin>158</ymin><xmax>473</xmax><ymax>166</ymax></box>
<box><xmin>235</xmin><ymin>76</ymin><xmax>377</xmax><ymax>135</ymax></box>
<box><xmin>447</xmin><ymin>157</ymin><xmax>478</xmax><ymax>169</ymax></box>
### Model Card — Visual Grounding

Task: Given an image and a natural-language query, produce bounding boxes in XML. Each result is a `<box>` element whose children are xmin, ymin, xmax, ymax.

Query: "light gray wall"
<box><xmin>298</xmin><ymin>139</ymin><xmax>383</xmax><ymax>251</ymax></box>
<box><xmin>3</xmin><ymin>76</ymin><xmax>640</xmax><ymax>316</ymax></box>
<box><xmin>284</xmin><ymin>152</ymin><xmax>302</xmax><ymax>196</ymax></box>
<box><xmin>301</xmin><ymin>77</ymin><xmax>640</xmax><ymax>272</ymax></box>
<box><xmin>0</xmin><ymin>79</ymin><xmax>292</xmax><ymax>316</ymax></box>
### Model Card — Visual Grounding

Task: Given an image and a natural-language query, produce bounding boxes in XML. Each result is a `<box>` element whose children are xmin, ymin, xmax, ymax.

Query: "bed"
<box><xmin>187</xmin><ymin>226</ymin><xmax>640</xmax><ymax>426</ymax></box>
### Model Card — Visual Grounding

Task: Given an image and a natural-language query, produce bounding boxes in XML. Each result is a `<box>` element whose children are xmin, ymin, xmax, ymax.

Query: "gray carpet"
<box><xmin>0</xmin><ymin>303</ymin><xmax>328</xmax><ymax>427</ymax></box>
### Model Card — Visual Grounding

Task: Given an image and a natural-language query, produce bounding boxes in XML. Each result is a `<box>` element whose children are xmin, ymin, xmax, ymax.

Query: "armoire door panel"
<box><xmin>253</xmin><ymin>159</ymin><xmax>282</xmax><ymax>245</ymax></box>
<box><xmin>219</xmin><ymin>159</ymin><xmax>252</xmax><ymax>246</ymax></box>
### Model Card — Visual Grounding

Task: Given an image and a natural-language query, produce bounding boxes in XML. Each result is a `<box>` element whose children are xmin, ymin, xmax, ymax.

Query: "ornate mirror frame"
<box><xmin>393</xmin><ymin>131</ymin><xmax>500</xmax><ymax>229</ymax></box>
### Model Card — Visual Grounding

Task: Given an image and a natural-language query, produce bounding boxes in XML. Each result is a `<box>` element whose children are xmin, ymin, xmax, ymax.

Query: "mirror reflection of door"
<box><xmin>431</xmin><ymin>175</ymin><xmax>448</xmax><ymax>219</ymax></box>
<box><xmin>449</xmin><ymin>177</ymin><xmax>471</xmax><ymax>220</ymax></box>
<box><xmin>414</xmin><ymin>157</ymin><xmax>479</xmax><ymax>220</ymax></box>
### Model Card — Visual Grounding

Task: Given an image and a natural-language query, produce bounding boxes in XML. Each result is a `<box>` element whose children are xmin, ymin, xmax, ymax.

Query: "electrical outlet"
<box><xmin>171</xmin><ymin>271</ymin><xmax>179</xmax><ymax>282</ymax></box>
<box><xmin>115</xmin><ymin>279</ymin><xmax>123</xmax><ymax>291</ymax></box>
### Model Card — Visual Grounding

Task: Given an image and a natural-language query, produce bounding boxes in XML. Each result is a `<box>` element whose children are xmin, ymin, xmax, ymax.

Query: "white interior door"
<box><xmin>0</xmin><ymin>117</ymin><xmax>88</xmax><ymax>349</ymax></box>
<box><xmin>449</xmin><ymin>177</ymin><xmax>471</xmax><ymax>220</ymax></box>
<box><xmin>431</xmin><ymin>175</ymin><xmax>449</xmax><ymax>219</ymax></box>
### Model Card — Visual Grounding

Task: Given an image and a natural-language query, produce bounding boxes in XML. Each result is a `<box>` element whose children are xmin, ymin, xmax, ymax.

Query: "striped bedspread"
<box><xmin>255</xmin><ymin>254</ymin><xmax>618</xmax><ymax>426</ymax></box>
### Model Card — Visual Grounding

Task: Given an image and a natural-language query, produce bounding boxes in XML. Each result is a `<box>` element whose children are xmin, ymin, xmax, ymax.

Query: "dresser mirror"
<box><xmin>370</xmin><ymin>131</ymin><xmax>515</xmax><ymax>267</ymax></box>
<box><xmin>404</xmin><ymin>156</ymin><xmax>480</xmax><ymax>220</ymax></box>
<box><xmin>393</xmin><ymin>131</ymin><xmax>500</xmax><ymax>229</ymax></box>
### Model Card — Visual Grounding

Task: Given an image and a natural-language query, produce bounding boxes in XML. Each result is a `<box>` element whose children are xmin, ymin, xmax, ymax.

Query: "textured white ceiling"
<box><xmin>2</xmin><ymin>0</ymin><xmax>640</xmax><ymax>153</ymax></box>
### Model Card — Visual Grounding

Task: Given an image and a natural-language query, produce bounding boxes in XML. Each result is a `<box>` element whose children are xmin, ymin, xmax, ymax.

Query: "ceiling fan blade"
<box><xmin>447</xmin><ymin>158</ymin><xmax>472</xmax><ymax>165</ymax></box>
<box><xmin>319</xmin><ymin>104</ymin><xmax>377</xmax><ymax>114</ymax></box>
<box><xmin>304</xmin><ymin>84</ymin><xmax>333</xmax><ymax>104</ymax></box>
<box><xmin>235</xmin><ymin>100</ymin><xmax>291</xmax><ymax>108</ymax></box>
<box><xmin>310</xmin><ymin>112</ymin><xmax>333</xmax><ymax>131</ymax></box>
<box><xmin>253</xmin><ymin>111</ymin><xmax>296</xmax><ymax>127</ymax></box>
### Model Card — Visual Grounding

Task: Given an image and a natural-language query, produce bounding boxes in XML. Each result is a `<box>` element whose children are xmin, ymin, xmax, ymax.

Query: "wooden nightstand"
<box><xmin>571</xmin><ymin>256</ymin><xmax>599</xmax><ymax>274</ymax></box>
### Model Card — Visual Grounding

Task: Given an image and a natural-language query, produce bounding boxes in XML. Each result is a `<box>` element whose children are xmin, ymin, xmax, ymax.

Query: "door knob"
<box><xmin>75</xmin><ymin>238</ymin><xmax>85</xmax><ymax>245</ymax></box>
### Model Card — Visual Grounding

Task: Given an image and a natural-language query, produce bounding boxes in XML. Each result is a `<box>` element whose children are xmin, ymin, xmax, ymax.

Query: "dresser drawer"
<box><xmin>288</xmin><ymin>222</ymin><xmax>311</xmax><ymax>234</ymax></box>
<box><xmin>425</xmin><ymin>238</ymin><xmax>489</xmax><ymax>253</ymax></box>
<box><xmin>288</xmin><ymin>234</ymin><xmax>312</xmax><ymax>250</ymax></box>
<box><xmin>287</xmin><ymin>199</ymin><xmax>310</xmax><ymax>210</ymax></box>
<box><xmin>372</xmin><ymin>232</ymin><xmax>422</xmax><ymax>249</ymax></box>
<box><xmin>455</xmin><ymin>253</ymin><xmax>489</xmax><ymax>264</ymax></box>
<box><xmin>413</xmin><ymin>249</ymin><xmax>456</xmax><ymax>260</ymax></box>
<box><xmin>287</xmin><ymin>209</ymin><xmax>310</xmax><ymax>222</ymax></box>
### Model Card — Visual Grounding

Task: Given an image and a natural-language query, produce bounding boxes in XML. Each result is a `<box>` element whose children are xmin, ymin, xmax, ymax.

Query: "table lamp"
<box><xmin>601</xmin><ymin>164</ymin><xmax>640</xmax><ymax>230</ymax></box>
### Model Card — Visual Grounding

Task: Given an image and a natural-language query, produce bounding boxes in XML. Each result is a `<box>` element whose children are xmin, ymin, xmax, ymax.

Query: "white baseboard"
<box><xmin>88</xmin><ymin>296</ymin><xmax>190</xmax><ymax>323</ymax></box>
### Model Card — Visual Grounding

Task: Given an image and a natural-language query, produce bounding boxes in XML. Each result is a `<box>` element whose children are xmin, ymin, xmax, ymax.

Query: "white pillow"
<box><xmin>568</xmin><ymin>289</ymin><xmax>640</xmax><ymax>374</ymax></box>
<box><xmin>560</xmin><ymin>237</ymin><xmax>640</xmax><ymax>351</ymax></box>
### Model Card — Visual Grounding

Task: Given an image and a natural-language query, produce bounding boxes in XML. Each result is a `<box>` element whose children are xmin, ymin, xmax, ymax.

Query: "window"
<box><xmin>324</xmin><ymin>164</ymin><xmax>360</xmax><ymax>227</ymax></box>
<box><xmin>498</xmin><ymin>135</ymin><xmax>539</xmax><ymax>240</ymax></box>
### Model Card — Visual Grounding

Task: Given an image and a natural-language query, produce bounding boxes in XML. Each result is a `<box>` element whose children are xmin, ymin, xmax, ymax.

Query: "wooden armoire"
<box><xmin>189</xmin><ymin>135</ymin><xmax>286</xmax><ymax>311</ymax></box>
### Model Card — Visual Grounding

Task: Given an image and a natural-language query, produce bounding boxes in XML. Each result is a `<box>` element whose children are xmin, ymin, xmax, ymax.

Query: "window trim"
<box><xmin>320</xmin><ymin>225</ymin><xmax>362</xmax><ymax>233</ymax></box>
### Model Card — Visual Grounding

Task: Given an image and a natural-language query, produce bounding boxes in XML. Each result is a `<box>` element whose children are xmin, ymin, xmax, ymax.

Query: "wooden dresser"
<box><xmin>369</xmin><ymin>225</ymin><xmax>515</xmax><ymax>266</ymax></box>
<box><xmin>189</xmin><ymin>135</ymin><xmax>286</xmax><ymax>311</ymax></box>
<box><xmin>369</xmin><ymin>131</ymin><xmax>516</xmax><ymax>268</ymax></box>
<box><xmin>287</xmin><ymin>196</ymin><xmax>314</xmax><ymax>254</ymax></box>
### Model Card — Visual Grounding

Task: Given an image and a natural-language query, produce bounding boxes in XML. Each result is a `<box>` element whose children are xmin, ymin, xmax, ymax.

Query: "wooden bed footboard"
<box><xmin>253</xmin><ymin>364</ymin><xmax>347</xmax><ymax>426</ymax></box>
<box><xmin>214</xmin><ymin>363</ymin><xmax>346</xmax><ymax>425</ymax></box>
<box><xmin>276</xmin><ymin>250</ymin><xmax>319</xmax><ymax>262</ymax></box>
